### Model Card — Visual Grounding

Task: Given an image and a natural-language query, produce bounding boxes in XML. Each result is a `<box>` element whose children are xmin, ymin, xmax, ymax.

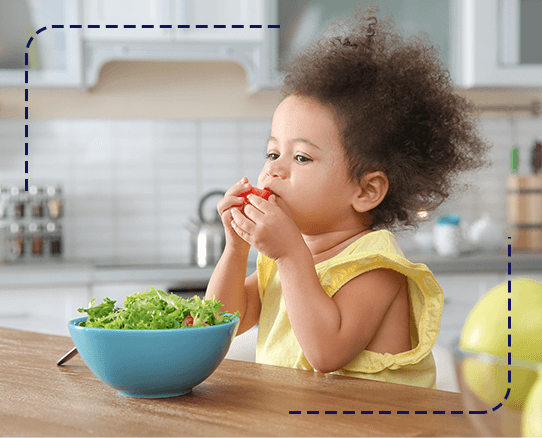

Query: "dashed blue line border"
<box><xmin>289</xmin><ymin>410</ymin><xmax>478</xmax><ymax>415</ymax></box>
<box><xmin>24</xmin><ymin>22</ymin><xmax>517</xmax><ymax>419</ymax></box>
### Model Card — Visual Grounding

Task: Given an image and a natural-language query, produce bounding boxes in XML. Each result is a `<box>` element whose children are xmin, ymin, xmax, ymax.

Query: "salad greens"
<box><xmin>77</xmin><ymin>287</ymin><xmax>239</xmax><ymax>329</ymax></box>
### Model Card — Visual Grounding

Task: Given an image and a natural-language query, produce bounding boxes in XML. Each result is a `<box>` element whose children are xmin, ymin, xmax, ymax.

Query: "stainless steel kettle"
<box><xmin>184</xmin><ymin>190</ymin><xmax>226</xmax><ymax>268</ymax></box>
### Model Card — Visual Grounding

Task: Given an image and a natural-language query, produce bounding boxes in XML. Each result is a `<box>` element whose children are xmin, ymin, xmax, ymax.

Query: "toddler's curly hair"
<box><xmin>280</xmin><ymin>4</ymin><xmax>492</xmax><ymax>230</ymax></box>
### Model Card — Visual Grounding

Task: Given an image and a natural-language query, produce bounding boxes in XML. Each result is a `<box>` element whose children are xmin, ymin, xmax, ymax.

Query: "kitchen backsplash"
<box><xmin>0</xmin><ymin>116</ymin><xmax>540</xmax><ymax>264</ymax></box>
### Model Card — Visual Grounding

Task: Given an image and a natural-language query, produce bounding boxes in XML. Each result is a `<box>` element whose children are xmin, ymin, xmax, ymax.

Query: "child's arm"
<box><xmin>276</xmin><ymin>247</ymin><xmax>405</xmax><ymax>373</ymax></box>
<box><xmin>231</xmin><ymin>193</ymin><xmax>405</xmax><ymax>373</ymax></box>
<box><xmin>205</xmin><ymin>177</ymin><xmax>261</xmax><ymax>336</ymax></box>
<box><xmin>205</xmin><ymin>249</ymin><xmax>260</xmax><ymax>336</ymax></box>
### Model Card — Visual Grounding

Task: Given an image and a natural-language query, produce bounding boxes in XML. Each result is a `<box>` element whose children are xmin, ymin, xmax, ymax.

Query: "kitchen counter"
<box><xmin>0</xmin><ymin>327</ymin><xmax>477</xmax><ymax>437</ymax></box>
<box><xmin>407</xmin><ymin>249</ymin><xmax>542</xmax><ymax>274</ymax></box>
<box><xmin>0</xmin><ymin>260</ymin><xmax>256</xmax><ymax>288</ymax></box>
<box><xmin>0</xmin><ymin>250</ymin><xmax>540</xmax><ymax>287</ymax></box>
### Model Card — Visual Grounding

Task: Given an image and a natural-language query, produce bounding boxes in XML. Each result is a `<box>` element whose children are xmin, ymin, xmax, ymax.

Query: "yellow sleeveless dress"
<box><xmin>255</xmin><ymin>230</ymin><xmax>444</xmax><ymax>389</ymax></box>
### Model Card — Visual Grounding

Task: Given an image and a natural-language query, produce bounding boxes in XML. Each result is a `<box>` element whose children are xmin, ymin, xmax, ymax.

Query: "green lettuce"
<box><xmin>77</xmin><ymin>287</ymin><xmax>239</xmax><ymax>329</ymax></box>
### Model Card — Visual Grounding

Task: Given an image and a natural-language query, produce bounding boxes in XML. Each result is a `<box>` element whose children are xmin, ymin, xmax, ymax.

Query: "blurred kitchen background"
<box><xmin>1</xmin><ymin>0</ymin><xmax>542</xmax><ymax>392</ymax></box>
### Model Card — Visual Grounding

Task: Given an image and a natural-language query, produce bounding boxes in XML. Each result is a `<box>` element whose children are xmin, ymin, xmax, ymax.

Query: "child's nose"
<box><xmin>266</xmin><ymin>161</ymin><xmax>286</xmax><ymax>179</ymax></box>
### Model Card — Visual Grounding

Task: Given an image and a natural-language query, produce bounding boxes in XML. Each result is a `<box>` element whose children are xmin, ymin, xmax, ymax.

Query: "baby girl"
<box><xmin>205</xmin><ymin>6</ymin><xmax>490</xmax><ymax>388</ymax></box>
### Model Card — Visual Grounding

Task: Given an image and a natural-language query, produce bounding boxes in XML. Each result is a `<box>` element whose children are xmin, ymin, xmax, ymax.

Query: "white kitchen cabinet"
<box><xmin>276</xmin><ymin>0</ymin><xmax>542</xmax><ymax>90</ymax></box>
<box><xmin>174</xmin><ymin>0</ymin><xmax>265</xmax><ymax>42</ymax></box>
<box><xmin>83</xmin><ymin>0</ymin><xmax>174</xmax><ymax>41</ymax></box>
<box><xmin>274</xmin><ymin>0</ymin><xmax>451</xmax><ymax>88</ymax></box>
<box><xmin>82</xmin><ymin>0</ymin><xmax>265</xmax><ymax>42</ymax></box>
<box><xmin>0</xmin><ymin>0</ymin><xmax>83</xmax><ymax>88</ymax></box>
<box><xmin>82</xmin><ymin>0</ymin><xmax>276</xmax><ymax>91</ymax></box>
<box><xmin>451</xmin><ymin>0</ymin><xmax>542</xmax><ymax>88</ymax></box>
<box><xmin>0</xmin><ymin>285</ymin><xmax>89</xmax><ymax>337</ymax></box>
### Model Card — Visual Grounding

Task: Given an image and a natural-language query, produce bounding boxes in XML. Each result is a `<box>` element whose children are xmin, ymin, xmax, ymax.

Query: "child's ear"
<box><xmin>351</xmin><ymin>171</ymin><xmax>389</xmax><ymax>213</ymax></box>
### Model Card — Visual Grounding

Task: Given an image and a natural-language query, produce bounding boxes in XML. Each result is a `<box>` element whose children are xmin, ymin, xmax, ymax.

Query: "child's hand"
<box><xmin>230</xmin><ymin>193</ymin><xmax>305</xmax><ymax>262</ymax></box>
<box><xmin>217</xmin><ymin>177</ymin><xmax>252</xmax><ymax>256</ymax></box>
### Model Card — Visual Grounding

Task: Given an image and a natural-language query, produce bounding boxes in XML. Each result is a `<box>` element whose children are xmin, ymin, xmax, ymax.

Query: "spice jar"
<box><xmin>28</xmin><ymin>185</ymin><xmax>45</xmax><ymax>218</ymax></box>
<box><xmin>46</xmin><ymin>185</ymin><xmax>62</xmax><ymax>219</ymax></box>
<box><xmin>0</xmin><ymin>186</ymin><xmax>7</xmax><ymax>220</ymax></box>
<box><xmin>9</xmin><ymin>222</ymin><xmax>25</xmax><ymax>259</ymax></box>
<box><xmin>28</xmin><ymin>222</ymin><xmax>44</xmax><ymax>256</ymax></box>
<box><xmin>46</xmin><ymin>222</ymin><xmax>62</xmax><ymax>257</ymax></box>
<box><xmin>0</xmin><ymin>221</ymin><xmax>9</xmax><ymax>263</ymax></box>
<box><xmin>10</xmin><ymin>186</ymin><xmax>26</xmax><ymax>219</ymax></box>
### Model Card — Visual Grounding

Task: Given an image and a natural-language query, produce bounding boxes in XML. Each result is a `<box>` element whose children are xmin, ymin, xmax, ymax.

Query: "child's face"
<box><xmin>259</xmin><ymin>94</ymin><xmax>363</xmax><ymax>235</ymax></box>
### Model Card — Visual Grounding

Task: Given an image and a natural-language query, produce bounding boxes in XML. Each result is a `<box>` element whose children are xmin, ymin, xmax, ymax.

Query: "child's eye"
<box><xmin>295</xmin><ymin>154</ymin><xmax>311</xmax><ymax>164</ymax></box>
<box><xmin>265</xmin><ymin>152</ymin><xmax>279</xmax><ymax>161</ymax></box>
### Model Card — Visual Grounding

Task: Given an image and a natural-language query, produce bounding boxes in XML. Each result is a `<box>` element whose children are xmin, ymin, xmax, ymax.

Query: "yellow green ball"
<box><xmin>522</xmin><ymin>371</ymin><xmax>542</xmax><ymax>437</ymax></box>
<box><xmin>460</xmin><ymin>278</ymin><xmax>542</xmax><ymax>412</ymax></box>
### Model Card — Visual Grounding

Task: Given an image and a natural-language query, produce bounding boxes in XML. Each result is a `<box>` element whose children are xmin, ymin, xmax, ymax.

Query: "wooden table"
<box><xmin>0</xmin><ymin>327</ymin><xmax>477</xmax><ymax>437</ymax></box>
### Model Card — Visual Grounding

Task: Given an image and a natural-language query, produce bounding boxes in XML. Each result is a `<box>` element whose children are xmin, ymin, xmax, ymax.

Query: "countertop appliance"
<box><xmin>184</xmin><ymin>190</ymin><xmax>226</xmax><ymax>268</ymax></box>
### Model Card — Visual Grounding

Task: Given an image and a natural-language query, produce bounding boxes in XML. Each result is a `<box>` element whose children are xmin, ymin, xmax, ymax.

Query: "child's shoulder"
<box><xmin>339</xmin><ymin>229</ymin><xmax>404</xmax><ymax>258</ymax></box>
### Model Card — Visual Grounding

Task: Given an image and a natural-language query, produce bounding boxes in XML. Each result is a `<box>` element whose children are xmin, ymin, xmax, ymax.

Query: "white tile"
<box><xmin>65</xmin><ymin>120</ymin><xmax>113</xmax><ymax>138</ymax></box>
<box><xmin>158</xmin><ymin>242</ymin><xmax>190</xmax><ymax>262</ymax></box>
<box><xmin>117</xmin><ymin>169</ymin><xmax>155</xmax><ymax>186</ymax></box>
<box><xmin>240</xmin><ymin>119</ymin><xmax>272</xmax><ymax>135</ymax></box>
<box><xmin>75</xmin><ymin>215</ymin><xmax>114</xmax><ymax>230</ymax></box>
<box><xmin>114</xmin><ymin>139</ymin><xmax>155</xmax><ymax>163</ymax></box>
<box><xmin>158</xmin><ymin>212</ymin><xmax>198</xmax><ymax>229</ymax></box>
<box><xmin>157</xmin><ymin>253</ymin><xmax>187</xmax><ymax>265</ymax></box>
<box><xmin>0</xmin><ymin>140</ymin><xmax>19</xmax><ymax>154</ymax></box>
<box><xmin>74</xmin><ymin>163</ymin><xmax>114</xmax><ymax>181</ymax></box>
<box><xmin>115</xmin><ymin>181</ymin><xmax>155</xmax><ymax>196</ymax></box>
<box><xmin>75</xmin><ymin>227</ymin><xmax>115</xmax><ymax>245</ymax></box>
<box><xmin>75</xmin><ymin>243</ymin><xmax>115</xmax><ymax>261</ymax></box>
<box><xmin>29</xmin><ymin>120</ymin><xmax>72</xmax><ymax>139</ymax></box>
<box><xmin>241</xmin><ymin>136</ymin><xmax>269</xmax><ymax>154</ymax></box>
<box><xmin>72</xmin><ymin>139</ymin><xmax>114</xmax><ymax>163</ymax></box>
<box><xmin>32</xmin><ymin>137</ymin><xmax>69</xmax><ymax>154</ymax></box>
<box><xmin>111</xmin><ymin>120</ymin><xmax>153</xmax><ymax>138</ymax></box>
<box><xmin>116</xmin><ymin>212</ymin><xmax>155</xmax><ymax>228</ymax></box>
<box><xmin>200</xmin><ymin>120</ymin><xmax>238</xmax><ymax>135</ymax></box>
<box><xmin>117</xmin><ymin>228</ymin><xmax>156</xmax><ymax>243</ymax></box>
<box><xmin>73</xmin><ymin>195</ymin><xmax>115</xmax><ymax>213</ymax></box>
<box><xmin>153</xmin><ymin>120</ymin><xmax>197</xmax><ymax>137</ymax></box>
<box><xmin>200</xmin><ymin>180</ymin><xmax>234</xmax><ymax>196</ymax></box>
<box><xmin>156</xmin><ymin>180</ymin><xmax>196</xmax><ymax>197</ymax></box>
<box><xmin>73</xmin><ymin>180</ymin><xmax>114</xmax><ymax>196</ymax></box>
<box><xmin>156</xmin><ymin>167</ymin><xmax>197</xmax><ymax>181</ymax></box>
<box><xmin>200</xmin><ymin>136</ymin><xmax>237</xmax><ymax>153</ymax></box>
<box><xmin>156</xmin><ymin>139</ymin><xmax>197</xmax><ymax>166</ymax></box>
<box><xmin>117</xmin><ymin>196</ymin><xmax>156</xmax><ymax>213</ymax></box>
<box><xmin>156</xmin><ymin>198</ymin><xmax>193</xmax><ymax>214</ymax></box>
<box><xmin>30</xmin><ymin>166</ymin><xmax>71</xmax><ymax>182</ymax></box>
<box><xmin>0</xmin><ymin>119</ymin><xmax>26</xmax><ymax>136</ymax></box>
<box><xmin>116</xmin><ymin>244</ymin><xmax>158</xmax><ymax>261</ymax></box>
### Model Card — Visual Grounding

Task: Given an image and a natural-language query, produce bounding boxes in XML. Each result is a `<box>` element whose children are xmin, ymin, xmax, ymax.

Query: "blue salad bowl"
<box><xmin>67</xmin><ymin>314</ymin><xmax>240</xmax><ymax>398</ymax></box>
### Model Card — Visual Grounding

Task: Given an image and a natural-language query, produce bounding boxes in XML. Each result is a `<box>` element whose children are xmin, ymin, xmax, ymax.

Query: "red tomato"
<box><xmin>239</xmin><ymin>186</ymin><xmax>273</xmax><ymax>202</ymax></box>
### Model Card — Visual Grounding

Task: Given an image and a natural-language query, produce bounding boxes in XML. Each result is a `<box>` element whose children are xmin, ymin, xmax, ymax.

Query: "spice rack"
<box><xmin>0</xmin><ymin>183</ymin><xmax>64</xmax><ymax>263</ymax></box>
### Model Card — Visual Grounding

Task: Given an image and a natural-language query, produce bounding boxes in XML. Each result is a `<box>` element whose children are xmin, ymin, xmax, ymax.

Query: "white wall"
<box><xmin>1</xmin><ymin>113</ymin><xmax>539</xmax><ymax>264</ymax></box>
